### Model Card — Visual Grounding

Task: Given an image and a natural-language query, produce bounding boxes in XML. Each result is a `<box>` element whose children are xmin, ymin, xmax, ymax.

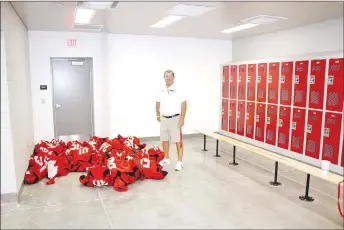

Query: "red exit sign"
<box><xmin>67</xmin><ymin>39</ymin><xmax>77</xmax><ymax>47</ymax></box>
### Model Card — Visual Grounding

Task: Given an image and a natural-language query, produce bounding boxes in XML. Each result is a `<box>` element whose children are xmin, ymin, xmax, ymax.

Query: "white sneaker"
<box><xmin>159</xmin><ymin>158</ymin><xmax>170</xmax><ymax>166</ymax></box>
<box><xmin>175</xmin><ymin>161</ymin><xmax>183</xmax><ymax>171</ymax></box>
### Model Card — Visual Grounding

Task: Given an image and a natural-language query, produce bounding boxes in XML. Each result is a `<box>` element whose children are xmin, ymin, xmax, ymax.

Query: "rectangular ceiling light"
<box><xmin>167</xmin><ymin>3</ymin><xmax>215</xmax><ymax>17</ymax></box>
<box><xmin>220</xmin><ymin>23</ymin><xmax>259</xmax><ymax>34</ymax></box>
<box><xmin>74</xmin><ymin>8</ymin><xmax>95</xmax><ymax>24</ymax></box>
<box><xmin>76</xmin><ymin>1</ymin><xmax>119</xmax><ymax>10</ymax></box>
<box><xmin>241</xmin><ymin>15</ymin><xmax>288</xmax><ymax>25</ymax></box>
<box><xmin>150</xmin><ymin>15</ymin><xmax>185</xmax><ymax>28</ymax></box>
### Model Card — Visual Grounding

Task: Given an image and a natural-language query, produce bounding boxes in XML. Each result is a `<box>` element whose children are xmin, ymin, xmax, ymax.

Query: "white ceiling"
<box><xmin>10</xmin><ymin>1</ymin><xmax>344</xmax><ymax>40</ymax></box>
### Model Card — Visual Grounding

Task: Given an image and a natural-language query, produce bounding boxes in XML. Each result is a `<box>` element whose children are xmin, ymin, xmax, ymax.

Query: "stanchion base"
<box><xmin>229</xmin><ymin>162</ymin><xmax>239</xmax><ymax>166</ymax></box>
<box><xmin>213</xmin><ymin>155</ymin><xmax>221</xmax><ymax>157</ymax></box>
<box><xmin>202</xmin><ymin>149</ymin><xmax>208</xmax><ymax>151</ymax></box>
<box><xmin>299</xmin><ymin>195</ymin><xmax>314</xmax><ymax>202</ymax></box>
<box><xmin>269</xmin><ymin>181</ymin><xmax>282</xmax><ymax>186</ymax></box>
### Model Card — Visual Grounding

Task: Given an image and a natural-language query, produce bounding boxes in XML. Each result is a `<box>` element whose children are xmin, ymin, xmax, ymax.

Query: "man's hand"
<box><xmin>157</xmin><ymin>116</ymin><xmax>160</xmax><ymax>122</ymax></box>
<box><xmin>178</xmin><ymin>119</ymin><xmax>184</xmax><ymax>128</ymax></box>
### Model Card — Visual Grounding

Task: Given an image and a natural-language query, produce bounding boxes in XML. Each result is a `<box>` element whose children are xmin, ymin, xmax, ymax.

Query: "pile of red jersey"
<box><xmin>24</xmin><ymin>135</ymin><xmax>168</xmax><ymax>192</ymax></box>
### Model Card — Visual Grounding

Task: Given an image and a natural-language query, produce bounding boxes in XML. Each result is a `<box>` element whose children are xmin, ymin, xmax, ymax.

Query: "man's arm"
<box><xmin>156</xmin><ymin>102</ymin><xmax>160</xmax><ymax>122</ymax></box>
<box><xmin>179</xmin><ymin>101</ymin><xmax>187</xmax><ymax>127</ymax></box>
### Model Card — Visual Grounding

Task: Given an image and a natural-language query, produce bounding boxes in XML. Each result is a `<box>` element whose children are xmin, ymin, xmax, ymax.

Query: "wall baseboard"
<box><xmin>139</xmin><ymin>133</ymin><xmax>203</xmax><ymax>143</ymax></box>
<box><xmin>1</xmin><ymin>179</ymin><xmax>25</xmax><ymax>204</ymax></box>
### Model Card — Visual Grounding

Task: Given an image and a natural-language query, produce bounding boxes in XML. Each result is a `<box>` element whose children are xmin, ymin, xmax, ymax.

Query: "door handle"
<box><xmin>55</xmin><ymin>104</ymin><xmax>62</xmax><ymax>109</ymax></box>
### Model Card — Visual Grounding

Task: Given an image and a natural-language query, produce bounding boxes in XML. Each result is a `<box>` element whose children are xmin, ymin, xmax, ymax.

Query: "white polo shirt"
<box><xmin>156</xmin><ymin>83</ymin><xmax>187</xmax><ymax>116</ymax></box>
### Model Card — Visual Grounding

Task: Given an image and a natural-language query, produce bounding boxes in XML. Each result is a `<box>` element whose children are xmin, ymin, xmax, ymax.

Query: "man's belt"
<box><xmin>163</xmin><ymin>114</ymin><xmax>180</xmax><ymax>119</ymax></box>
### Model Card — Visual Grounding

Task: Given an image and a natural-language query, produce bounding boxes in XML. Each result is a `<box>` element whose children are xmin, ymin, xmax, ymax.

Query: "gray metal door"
<box><xmin>51</xmin><ymin>58</ymin><xmax>94</xmax><ymax>141</ymax></box>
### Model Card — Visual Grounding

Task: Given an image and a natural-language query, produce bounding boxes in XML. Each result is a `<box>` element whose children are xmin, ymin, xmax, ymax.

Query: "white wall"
<box><xmin>1</xmin><ymin>2</ymin><xmax>35</xmax><ymax>194</ymax></box>
<box><xmin>28</xmin><ymin>32</ymin><xmax>232</xmax><ymax>141</ymax></box>
<box><xmin>107</xmin><ymin>34</ymin><xmax>232</xmax><ymax>137</ymax></box>
<box><xmin>232</xmin><ymin>17</ymin><xmax>344</xmax><ymax>62</ymax></box>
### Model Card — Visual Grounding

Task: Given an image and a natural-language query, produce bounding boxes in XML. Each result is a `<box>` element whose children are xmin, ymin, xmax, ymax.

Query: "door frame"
<box><xmin>50</xmin><ymin>57</ymin><xmax>95</xmax><ymax>139</ymax></box>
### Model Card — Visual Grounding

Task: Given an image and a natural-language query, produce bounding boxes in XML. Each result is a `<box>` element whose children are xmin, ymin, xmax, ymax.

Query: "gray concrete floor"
<box><xmin>1</xmin><ymin>135</ymin><xmax>343</xmax><ymax>229</ymax></box>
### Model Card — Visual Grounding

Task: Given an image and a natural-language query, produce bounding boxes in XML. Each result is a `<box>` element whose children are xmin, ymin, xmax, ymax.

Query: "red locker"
<box><xmin>305</xmin><ymin>110</ymin><xmax>323</xmax><ymax>160</ymax></box>
<box><xmin>255</xmin><ymin>103</ymin><xmax>266</xmax><ymax>142</ymax></box>
<box><xmin>237</xmin><ymin>101</ymin><xmax>246</xmax><ymax>136</ymax></box>
<box><xmin>326</xmin><ymin>58</ymin><xmax>344</xmax><ymax>112</ymax></box>
<box><xmin>247</xmin><ymin>64</ymin><xmax>256</xmax><ymax>101</ymax></box>
<box><xmin>308</xmin><ymin>59</ymin><xmax>326</xmax><ymax>110</ymax></box>
<box><xmin>268</xmin><ymin>62</ymin><xmax>280</xmax><ymax>104</ymax></box>
<box><xmin>265</xmin><ymin>104</ymin><xmax>278</xmax><ymax>146</ymax></box>
<box><xmin>228</xmin><ymin>100</ymin><xmax>237</xmax><ymax>133</ymax></box>
<box><xmin>322</xmin><ymin>112</ymin><xmax>342</xmax><ymax>164</ymax></box>
<box><xmin>245</xmin><ymin>102</ymin><xmax>255</xmax><ymax>139</ymax></box>
<box><xmin>280</xmin><ymin>61</ymin><xmax>293</xmax><ymax>106</ymax></box>
<box><xmin>222</xmin><ymin>65</ymin><xmax>229</xmax><ymax>98</ymax></box>
<box><xmin>290</xmin><ymin>108</ymin><xmax>306</xmax><ymax>154</ymax></box>
<box><xmin>230</xmin><ymin>65</ymin><xmax>238</xmax><ymax>99</ymax></box>
<box><xmin>277</xmin><ymin>106</ymin><xmax>291</xmax><ymax>150</ymax></box>
<box><xmin>257</xmin><ymin>63</ymin><xmax>267</xmax><ymax>103</ymax></box>
<box><xmin>221</xmin><ymin>99</ymin><xmax>229</xmax><ymax>131</ymax></box>
<box><xmin>341</xmin><ymin>140</ymin><xmax>344</xmax><ymax>167</ymax></box>
<box><xmin>293</xmin><ymin>60</ymin><xmax>309</xmax><ymax>108</ymax></box>
<box><xmin>238</xmin><ymin>64</ymin><xmax>247</xmax><ymax>100</ymax></box>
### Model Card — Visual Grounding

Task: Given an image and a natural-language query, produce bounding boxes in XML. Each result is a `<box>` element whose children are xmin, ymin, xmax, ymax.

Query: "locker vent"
<box><xmin>306</xmin><ymin>140</ymin><xmax>316</xmax><ymax>153</ymax></box>
<box><xmin>310</xmin><ymin>91</ymin><xmax>320</xmax><ymax>105</ymax></box>
<box><xmin>229</xmin><ymin>121</ymin><xmax>235</xmax><ymax>130</ymax></box>
<box><xmin>280</xmin><ymin>111</ymin><xmax>287</xmax><ymax>117</ymax></box>
<box><xmin>278</xmin><ymin>133</ymin><xmax>286</xmax><ymax>144</ymax></box>
<box><xmin>295</xmin><ymin>90</ymin><xmax>304</xmax><ymax>103</ymax></box>
<box><xmin>256</xmin><ymin>127</ymin><xmax>262</xmax><ymax>138</ymax></box>
<box><xmin>292</xmin><ymin>136</ymin><xmax>300</xmax><ymax>149</ymax></box>
<box><xmin>327</xmin><ymin>92</ymin><xmax>339</xmax><ymax>106</ymax></box>
<box><xmin>258</xmin><ymin>88</ymin><xmax>265</xmax><ymax>99</ymax></box>
<box><xmin>327</xmin><ymin>118</ymin><xmax>336</xmax><ymax>125</ymax></box>
<box><xmin>237</xmin><ymin>124</ymin><xmax>243</xmax><ymax>133</ymax></box>
<box><xmin>247</xmin><ymin>125</ymin><xmax>252</xmax><ymax>135</ymax></box>
<box><xmin>248</xmin><ymin>87</ymin><xmax>254</xmax><ymax>98</ymax></box>
<box><xmin>310</xmin><ymin>115</ymin><xmax>318</xmax><ymax>121</ymax></box>
<box><xmin>268</xmin><ymin>88</ymin><xmax>276</xmax><ymax>100</ymax></box>
<box><xmin>257</xmin><ymin>107</ymin><xmax>264</xmax><ymax>113</ymax></box>
<box><xmin>281</xmin><ymin>89</ymin><xmax>289</xmax><ymax>101</ymax></box>
<box><xmin>294</xmin><ymin>113</ymin><xmax>301</xmax><ymax>119</ymax></box>
<box><xmin>230</xmin><ymin>86</ymin><xmax>236</xmax><ymax>97</ymax></box>
<box><xmin>323</xmin><ymin>144</ymin><xmax>334</xmax><ymax>158</ymax></box>
<box><xmin>267</xmin><ymin>130</ymin><xmax>273</xmax><ymax>141</ymax></box>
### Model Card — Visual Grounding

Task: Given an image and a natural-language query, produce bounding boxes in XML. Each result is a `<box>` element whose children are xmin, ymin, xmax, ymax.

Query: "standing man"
<box><xmin>156</xmin><ymin>70</ymin><xmax>187</xmax><ymax>171</ymax></box>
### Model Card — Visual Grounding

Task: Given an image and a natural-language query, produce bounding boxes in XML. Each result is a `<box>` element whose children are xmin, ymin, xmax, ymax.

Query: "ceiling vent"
<box><xmin>73</xmin><ymin>24</ymin><xmax>104</xmax><ymax>32</ymax></box>
<box><xmin>76</xmin><ymin>1</ymin><xmax>119</xmax><ymax>10</ymax></box>
<box><xmin>241</xmin><ymin>15</ymin><xmax>288</xmax><ymax>25</ymax></box>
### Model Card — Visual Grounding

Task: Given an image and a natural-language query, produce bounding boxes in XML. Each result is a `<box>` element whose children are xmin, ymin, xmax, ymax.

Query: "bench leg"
<box><xmin>229</xmin><ymin>145</ymin><xmax>239</xmax><ymax>165</ymax></box>
<box><xmin>213</xmin><ymin>139</ymin><xmax>221</xmax><ymax>157</ymax></box>
<box><xmin>202</xmin><ymin>135</ymin><xmax>208</xmax><ymax>151</ymax></box>
<box><xmin>269</xmin><ymin>161</ymin><xmax>282</xmax><ymax>186</ymax></box>
<box><xmin>299</xmin><ymin>174</ymin><xmax>314</xmax><ymax>202</ymax></box>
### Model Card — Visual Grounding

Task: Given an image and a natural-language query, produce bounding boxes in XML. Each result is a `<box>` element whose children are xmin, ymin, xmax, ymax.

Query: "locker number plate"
<box><xmin>294</xmin><ymin>75</ymin><xmax>300</xmax><ymax>84</ymax></box>
<box><xmin>324</xmin><ymin>128</ymin><xmax>330</xmax><ymax>137</ymax></box>
<box><xmin>238</xmin><ymin>76</ymin><xmax>242</xmax><ymax>83</ymax></box>
<box><xmin>237</xmin><ymin>111</ymin><xmax>240</xmax><ymax>118</ymax></box>
<box><xmin>310</xmin><ymin>75</ymin><xmax>316</xmax><ymax>84</ymax></box>
<box><xmin>257</xmin><ymin>76</ymin><xmax>261</xmax><ymax>83</ymax></box>
<box><xmin>229</xmin><ymin>110</ymin><xmax>232</xmax><ymax>116</ymax></box>
<box><xmin>278</xmin><ymin>119</ymin><xmax>283</xmax><ymax>127</ymax></box>
<box><xmin>247</xmin><ymin>76</ymin><xmax>251</xmax><ymax>83</ymax></box>
<box><xmin>256</xmin><ymin>115</ymin><xmax>260</xmax><ymax>122</ymax></box>
<box><xmin>230</xmin><ymin>76</ymin><xmax>233</xmax><ymax>82</ymax></box>
<box><xmin>266</xmin><ymin>117</ymin><xmax>271</xmax><ymax>124</ymax></box>
<box><xmin>327</xmin><ymin>76</ymin><xmax>334</xmax><ymax>85</ymax></box>
<box><xmin>292</xmin><ymin>121</ymin><xmax>297</xmax><ymax>130</ymax></box>
<box><xmin>246</xmin><ymin>113</ymin><xmax>249</xmax><ymax>120</ymax></box>
<box><xmin>268</xmin><ymin>75</ymin><xmax>272</xmax><ymax>83</ymax></box>
<box><xmin>307</xmin><ymin>124</ymin><xmax>312</xmax><ymax>134</ymax></box>
<box><xmin>281</xmin><ymin>75</ymin><xmax>285</xmax><ymax>84</ymax></box>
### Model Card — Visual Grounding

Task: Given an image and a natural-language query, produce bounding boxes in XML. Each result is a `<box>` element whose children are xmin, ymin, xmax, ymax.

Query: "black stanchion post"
<box><xmin>269</xmin><ymin>161</ymin><xmax>282</xmax><ymax>186</ymax></box>
<box><xmin>214</xmin><ymin>139</ymin><xmax>221</xmax><ymax>157</ymax></box>
<box><xmin>229</xmin><ymin>145</ymin><xmax>239</xmax><ymax>165</ymax></box>
<box><xmin>299</xmin><ymin>173</ymin><xmax>314</xmax><ymax>202</ymax></box>
<box><xmin>202</xmin><ymin>135</ymin><xmax>208</xmax><ymax>151</ymax></box>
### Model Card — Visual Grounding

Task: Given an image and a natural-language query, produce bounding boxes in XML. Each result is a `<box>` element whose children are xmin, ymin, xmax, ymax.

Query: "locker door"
<box><xmin>255</xmin><ymin>103</ymin><xmax>266</xmax><ymax>142</ymax></box>
<box><xmin>257</xmin><ymin>63</ymin><xmax>267</xmax><ymax>103</ymax></box>
<box><xmin>238</xmin><ymin>64</ymin><xmax>247</xmax><ymax>100</ymax></box>
<box><xmin>237</xmin><ymin>101</ymin><xmax>246</xmax><ymax>136</ymax></box>
<box><xmin>230</xmin><ymin>65</ymin><xmax>238</xmax><ymax>99</ymax></box>
<box><xmin>265</xmin><ymin>104</ymin><xmax>278</xmax><ymax>146</ymax></box>
<box><xmin>293</xmin><ymin>60</ymin><xmax>309</xmax><ymax>108</ymax></box>
<box><xmin>245</xmin><ymin>102</ymin><xmax>255</xmax><ymax>139</ymax></box>
<box><xmin>280</xmin><ymin>61</ymin><xmax>293</xmax><ymax>106</ymax></box>
<box><xmin>322</xmin><ymin>112</ymin><xmax>342</xmax><ymax>164</ymax></box>
<box><xmin>326</xmin><ymin>58</ymin><xmax>343</xmax><ymax>112</ymax></box>
<box><xmin>221</xmin><ymin>99</ymin><xmax>229</xmax><ymax>131</ymax></box>
<box><xmin>268</xmin><ymin>62</ymin><xmax>280</xmax><ymax>104</ymax></box>
<box><xmin>341</xmin><ymin>140</ymin><xmax>344</xmax><ymax>167</ymax></box>
<box><xmin>308</xmin><ymin>59</ymin><xmax>326</xmax><ymax>110</ymax></box>
<box><xmin>290</xmin><ymin>108</ymin><xmax>306</xmax><ymax>154</ymax></box>
<box><xmin>228</xmin><ymin>100</ymin><xmax>237</xmax><ymax>133</ymax></box>
<box><xmin>222</xmin><ymin>65</ymin><xmax>230</xmax><ymax>99</ymax></box>
<box><xmin>277</xmin><ymin>106</ymin><xmax>291</xmax><ymax>150</ymax></box>
<box><xmin>305</xmin><ymin>110</ymin><xmax>323</xmax><ymax>160</ymax></box>
<box><xmin>247</xmin><ymin>64</ymin><xmax>256</xmax><ymax>101</ymax></box>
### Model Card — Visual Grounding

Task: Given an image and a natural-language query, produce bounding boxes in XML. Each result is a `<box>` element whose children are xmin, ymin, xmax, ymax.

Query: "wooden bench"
<box><xmin>195</xmin><ymin>129</ymin><xmax>343</xmax><ymax>202</ymax></box>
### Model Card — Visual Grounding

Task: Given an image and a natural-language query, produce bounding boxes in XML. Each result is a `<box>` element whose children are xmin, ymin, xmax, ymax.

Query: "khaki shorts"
<box><xmin>160</xmin><ymin>115</ymin><xmax>182</xmax><ymax>143</ymax></box>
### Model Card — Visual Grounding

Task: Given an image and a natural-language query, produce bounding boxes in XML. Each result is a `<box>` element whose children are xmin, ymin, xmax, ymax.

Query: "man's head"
<box><xmin>164</xmin><ymin>70</ymin><xmax>175</xmax><ymax>87</ymax></box>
